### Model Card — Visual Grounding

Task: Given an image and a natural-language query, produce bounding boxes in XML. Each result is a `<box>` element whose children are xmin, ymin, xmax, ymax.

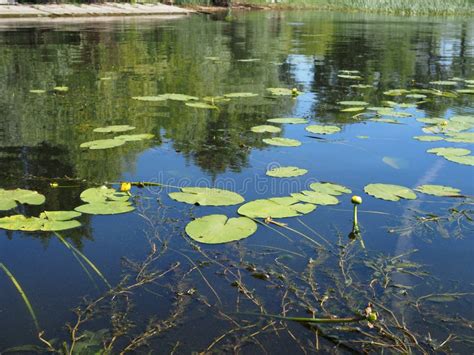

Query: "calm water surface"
<box><xmin>0</xmin><ymin>11</ymin><xmax>473</xmax><ymax>353</ymax></box>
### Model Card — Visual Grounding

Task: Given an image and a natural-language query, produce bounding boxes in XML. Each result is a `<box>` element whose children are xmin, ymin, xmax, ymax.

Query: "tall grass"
<box><xmin>236</xmin><ymin>0</ymin><xmax>474</xmax><ymax>15</ymax></box>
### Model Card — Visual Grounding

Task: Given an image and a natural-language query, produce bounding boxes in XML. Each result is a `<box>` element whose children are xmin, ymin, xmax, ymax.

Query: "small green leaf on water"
<box><xmin>53</xmin><ymin>86</ymin><xmax>69</xmax><ymax>92</ymax></box>
<box><xmin>80</xmin><ymin>139</ymin><xmax>126</xmax><ymax>150</ymax></box>
<box><xmin>266</xmin><ymin>88</ymin><xmax>293</xmax><ymax>96</ymax></box>
<box><xmin>114</xmin><ymin>134</ymin><xmax>155</xmax><ymax>142</ymax></box>
<box><xmin>185</xmin><ymin>102</ymin><xmax>218</xmax><ymax>109</ymax></box>
<box><xmin>337</xmin><ymin>101</ymin><xmax>368</xmax><ymax>106</ymax></box>
<box><xmin>376</xmin><ymin>109</ymin><xmax>412</xmax><ymax>118</ymax></box>
<box><xmin>29</xmin><ymin>89</ymin><xmax>46</xmax><ymax>94</ymax></box>
<box><xmin>75</xmin><ymin>201</ymin><xmax>134</xmax><ymax>215</ymax></box>
<box><xmin>169</xmin><ymin>187</ymin><xmax>244</xmax><ymax>206</ymax></box>
<box><xmin>443</xmin><ymin>155</ymin><xmax>474</xmax><ymax>166</ymax></box>
<box><xmin>450</xmin><ymin>115</ymin><xmax>474</xmax><ymax>124</ymax></box>
<box><xmin>429</xmin><ymin>80</ymin><xmax>458</xmax><ymax>86</ymax></box>
<box><xmin>364</xmin><ymin>183</ymin><xmax>417</xmax><ymax>201</ymax></box>
<box><xmin>444</xmin><ymin>132</ymin><xmax>474</xmax><ymax>143</ymax></box>
<box><xmin>417</xmin><ymin>118</ymin><xmax>446</xmax><ymax>125</ymax></box>
<box><xmin>383</xmin><ymin>89</ymin><xmax>409</xmax><ymax>96</ymax></box>
<box><xmin>357</xmin><ymin>135</ymin><xmax>369</xmax><ymax>139</ymax></box>
<box><xmin>291</xmin><ymin>191</ymin><xmax>339</xmax><ymax>205</ymax></box>
<box><xmin>350</xmin><ymin>84</ymin><xmax>373</xmax><ymax>89</ymax></box>
<box><xmin>224</xmin><ymin>92</ymin><xmax>258</xmax><ymax>98</ymax></box>
<box><xmin>338</xmin><ymin>74</ymin><xmax>362</xmax><ymax>80</ymax></box>
<box><xmin>267</xmin><ymin>118</ymin><xmax>308</xmax><ymax>124</ymax></box>
<box><xmin>413</xmin><ymin>136</ymin><xmax>444</xmax><ymax>142</ymax></box>
<box><xmin>309</xmin><ymin>182</ymin><xmax>351</xmax><ymax>195</ymax></box>
<box><xmin>93</xmin><ymin>125</ymin><xmax>136</xmax><ymax>133</ymax></box>
<box><xmin>39</xmin><ymin>211</ymin><xmax>81</xmax><ymax>221</ymax></box>
<box><xmin>263</xmin><ymin>137</ymin><xmax>301</xmax><ymax>147</ymax></box>
<box><xmin>266</xmin><ymin>166</ymin><xmax>308</xmax><ymax>178</ymax></box>
<box><xmin>305</xmin><ymin>125</ymin><xmax>340</xmax><ymax>135</ymax></box>
<box><xmin>250</xmin><ymin>125</ymin><xmax>281</xmax><ymax>133</ymax></box>
<box><xmin>202</xmin><ymin>96</ymin><xmax>231</xmax><ymax>103</ymax></box>
<box><xmin>132</xmin><ymin>96</ymin><xmax>168</xmax><ymax>102</ymax></box>
<box><xmin>341</xmin><ymin>107</ymin><xmax>365</xmax><ymax>112</ymax></box>
<box><xmin>185</xmin><ymin>214</ymin><xmax>257</xmax><ymax>244</ymax></box>
<box><xmin>406</xmin><ymin>94</ymin><xmax>427</xmax><ymax>99</ymax></box>
<box><xmin>0</xmin><ymin>211</ymin><xmax>81</xmax><ymax>232</ymax></box>
<box><xmin>238</xmin><ymin>197</ymin><xmax>316</xmax><ymax>219</ymax></box>
<box><xmin>427</xmin><ymin>147</ymin><xmax>470</xmax><ymax>158</ymax></box>
<box><xmin>163</xmin><ymin>93</ymin><xmax>199</xmax><ymax>101</ymax></box>
<box><xmin>414</xmin><ymin>185</ymin><xmax>461</xmax><ymax>197</ymax></box>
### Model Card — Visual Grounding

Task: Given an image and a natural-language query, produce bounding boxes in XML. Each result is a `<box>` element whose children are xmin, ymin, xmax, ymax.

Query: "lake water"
<box><xmin>0</xmin><ymin>11</ymin><xmax>473</xmax><ymax>353</ymax></box>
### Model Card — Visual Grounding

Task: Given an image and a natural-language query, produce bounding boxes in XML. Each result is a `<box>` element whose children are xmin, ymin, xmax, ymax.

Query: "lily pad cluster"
<box><xmin>291</xmin><ymin>182</ymin><xmax>351</xmax><ymax>206</ymax></box>
<box><xmin>80</xmin><ymin>125</ymin><xmax>154</xmax><ymax>150</ymax></box>
<box><xmin>0</xmin><ymin>211</ymin><xmax>81</xmax><ymax>232</ymax></box>
<box><xmin>75</xmin><ymin>187</ymin><xmax>134</xmax><ymax>215</ymax></box>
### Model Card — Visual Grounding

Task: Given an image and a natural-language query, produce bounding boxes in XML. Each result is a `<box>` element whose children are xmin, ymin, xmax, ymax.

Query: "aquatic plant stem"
<box><xmin>0</xmin><ymin>262</ymin><xmax>40</xmax><ymax>332</ymax></box>
<box><xmin>242</xmin><ymin>312</ymin><xmax>365</xmax><ymax>324</ymax></box>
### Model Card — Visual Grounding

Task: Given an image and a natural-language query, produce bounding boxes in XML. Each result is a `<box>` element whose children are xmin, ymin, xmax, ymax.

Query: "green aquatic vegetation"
<box><xmin>369</xmin><ymin>118</ymin><xmax>402</xmax><ymax>124</ymax></box>
<box><xmin>80</xmin><ymin>187</ymin><xmax>130</xmax><ymax>203</ymax></box>
<box><xmin>163</xmin><ymin>93</ymin><xmax>199</xmax><ymax>101</ymax></box>
<box><xmin>266</xmin><ymin>166</ymin><xmax>308</xmax><ymax>177</ymax></box>
<box><xmin>0</xmin><ymin>188</ymin><xmax>46</xmax><ymax>211</ymax></box>
<box><xmin>266</xmin><ymin>88</ymin><xmax>294</xmax><ymax>96</ymax></box>
<box><xmin>267</xmin><ymin>118</ymin><xmax>308</xmax><ymax>124</ymax></box>
<box><xmin>357</xmin><ymin>135</ymin><xmax>369</xmax><ymax>139</ymax></box>
<box><xmin>75</xmin><ymin>187</ymin><xmax>134</xmax><ymax>215</ymax></box>
<box><xmin>444</xmin><ymin>132</ymin><xmax>474</xmax><ymax>143</ymax></box>
<box><xmin>350</xmin><ymin>84</ymin><xmax>373</xmax><ymax>89</ymax></box>
<box><xmin>53</xmin><ymin>86</ymin><xmax>69</xmax><ymax>92</ymax></box>
<box><xmin>376</xmin><ymin>108</ymin><xmax>412</xmax><ymax>118</ymax></box>
<box><xmin>29</xmin><ymin>89</ymin><xmax>46</xmax><ymax>94</ymax></box>
<box><xmin>250</xmin><ymin>125</ymin><xmax>281</xmax><ymax>133</ymax></box>
<box><xmin>338</xmin><ymin>100</ymin><xmax>368</xmax><ymax>106</ymax></box>
<box><xmin>0</xmin><ymin>211</ymin><xmax>81</xmax><ymax>232</ymax></box>
<box><xmin>93</xmin><ymin>125</ymin><xmax>136</xmax><ymax>133</ymax></box>
<box><xmin>413</xmin><ymin>135</ymin><xmax>444</xmax><ymax>142</ymax></box>
<box><xmin>340</xmin><ymin>107</ymin><xmax>365</xmax><ymax>112</ymax></box>
<box><xmin>414</xmin><ymin>184</ymin><xmax>461</xmax><ymax>197</ymax></box>
<box><xmin>291</xmin><ymin>190</ymin><xmax>340</xmax><ymax>205</ymax></box>
<box><xmin>169</xmin><ymin>187</ymin><xmax>244</xmax><ymax>206</ymax></box>
<box><xmin>80</xmin><ymin>139</ymin><xmax>126</xmax><ymax>150</ymax></box>
<box><xmin>202</xmin><ymin>96</ymin><xmax>231</xmax><ymax>103</ymax></box>
<box><xmin>185</xmin><ymin>214</ymin><xmax>257</xmax><ymax>244</ymax></box>
<box><xmin>429</xmin><ymin>80</ymin><xmax>458</xmax><ymax>86</ymax></box>
<box><xmin>309</xmin><ymin>182</ymin><xmax>351</xmax><ymax>195</ymax></box>
<box><xmin>364</xmin><ymin>183</ymin><xmax>417</xmax><ymax>201</ymax></box>
<box><xmin>443</xmin><ymin>155</ymin><xmax>474</xmax><ymax>166</ymax></box>
<box><xmin>114</xmin><ymin>134</ymin><xmax>155</xmax><ymax>142</ymax></box>
<box><xmin>383</xmin><ymin>89</ymin><xmax>409</xmax><ymax>96</ymax></box>
<box><xmin>223</xmin><ymin>92</ymin><xmax>259</xmax><ymax>98</ymax></box>
<box><xmin>132</xmin><ymin>96</ymin><xmax>168</xmax><ymax>102</ymax></box>
<box><xmin>416</xmin><ymin>117</ymin><xmax>445</xmax><ymax>124</ymax></box>
<box><xmin>450</xmin><ymin>115</ymin><xmax>474</xmax><ymax>124</ymax></box>
<box><xmin>238</xmin><ymin>197</ymin><xmax>316</xmax><ymax>219</ymax></box>
<box><xmin>427</xmin><ymin>147</ymin><xmax>470</xmax><ymax>158</ymax></box>
<box><xmin>348</xmin><ymin>195</ymin><xmax>365</xmax><ymax>248</ymax></box>
<box><xmin>406</xmin><ymin>94</ymin><xmax>427</xmax><ymax>99</ymax></box>
<box><xmin>0</xmin><ymin>262</ymin><xmax>40</xmax><ymax>332</ymax></box>
<box><xmin>305</xmin><ymin>125</ymin><xmax>341</xmax><ymax>134</ymax></box>
<box><xmin>263</xmin><ymin>137</ymin><xmax>301</xmax><ymax>147</ymax></box>
<box><xmin>185</xmin><ymin>102</ymin><xmax>218</xmax><ymax>109</ymax></box>
<box><xmin>338</xmin><ymin>74</ymin><xmax>362</xmax><ymax>80</ymax></box>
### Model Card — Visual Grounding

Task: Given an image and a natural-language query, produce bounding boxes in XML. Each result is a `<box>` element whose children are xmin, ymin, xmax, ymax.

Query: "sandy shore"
<box><xmin>0</xmin><ymin>2</ymin><xmax>193</xmax><ymax>18</ymax></box>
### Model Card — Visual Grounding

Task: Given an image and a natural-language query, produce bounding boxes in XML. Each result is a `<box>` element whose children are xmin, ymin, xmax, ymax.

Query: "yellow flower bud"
<box><xmin>120</xmin><ymin>182</ymin><xmax>132</xmax><ymax>192</ymax></box>
<box><xmin>291</xmin><ymin>88</ymin><xmax>299</xmax><ymax>96</ymax></box>
<box><xmin>351</xmin><ymin>195</ymin><xmax>362</xmax><ymax>205</ymax></box>
<box><xmin>50</xmin><ymin>182</ymin><xmax>59</xmax><ymax>188</ymax></box>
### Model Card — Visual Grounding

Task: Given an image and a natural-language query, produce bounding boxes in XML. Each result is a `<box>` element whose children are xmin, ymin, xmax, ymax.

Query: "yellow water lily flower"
<box><xmin>120</xmin><ymin>182</ymin><xmax>132</xmax><ymax>192</ymax></box>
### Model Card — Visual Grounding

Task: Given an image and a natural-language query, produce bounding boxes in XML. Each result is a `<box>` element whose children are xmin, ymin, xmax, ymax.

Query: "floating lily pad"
<box><xmin>80</xmin><ymin>187</ymin><xmax>130</xmax><ymax>204</ymax></box>
<box><xmin>238</xmin><ymin>197</ymin><xmax>315</xmax><ymax>219</ymax></box>
<box><xmin>429</xmin><ymin>80</ymin><xmax>458</xmax><ymax>86</ymax></box>
<box><xmin>444</xmin><ymin>132</ymin><xmax>474</xmax><ymax>143</ymax></box>
<box><xmin>415</xmin><ymin>185</ymin><xmax>461</xmax><ymax>197</ymax></box>
<box><xmin>338</xmin><ymin>74</ymin><xmax>362</xmax><ymax>80</ymax></box>
<box><xmin>30</xmin><ymin>89</ymin><xmax>46</xmax><ymax>94</ymax></box>
<box><xmin>350</xmin><ymin>84</ymin><xmax>373</xmax><ymax>89</ymax></box>
<box><xmin>383</xmin><ymin>89</ymin><xmax>409</xmax><ymax>96</ymax></box>
<box><xmin>185</xmin><ymin>102</ymin><xmax>218</xmax><ymax>109</ymax></box>
<box><xmin>305</xmin><ymin>125</ymin><xmax>340</xmax><ymax>135</ymax></box>
<box><xmin>93</xmin><ymin>125</ymin><xmax>136</xmax><ymax>133</ymax></box>
<box><xmin>444</xmin><ymin>155</ymin><xmax>474</xmax><ymax>166</ymax></box>
<box><xmin>369</xmin><ymin>118</ymin><xmax>402</xmax><ymax>124</ymax></box>
<box><xmin>450</xmin><ymin>115</ymin><xmax>474</xmax><ymax>124</ymax></box>
<box><xmin>202</xmin><ymin>96</ymin><xmax>231</xmax><ymax>103</ymax></box>
<box><xmin>53</xmin><ymin>86</ymin><xmax>69</xmax><ymax>92</ymax></box>
<box><xmin>163</xmin><ymin>93</ymin><xmax>199</xmax><ymax>101</ymax></box>
<box><xmin>224</xmin><ymin>92</ymin><xmax>258</xmax><ymax>98</ymax></box>
<box><xmin>80</xmin><ymin>139</ymin><xmax>126</xmax><ymax>150</ymax></box>
<box><xmin>406</xmin><ymin>94</ymin><xmax>427</xmax><ymax>99</ymax></box>
<box><xmin>0</xmin><ymin>215</ymin><xmax>44</xmax><ymax>232</ymax></box>
<box><xmin>132</xmin><ymin>96</ymin><xmax>168</xmax><ymax>102</ymax></box>
<box><xmin>0</xmin><ymin>189</ymin><xmax>46</xmax><ymax>211</ymax></box>
<box><xmin>168</xmin><ymin>187</ymin><xmax>244</xmax><ymax>206</ymax></box>
<box><xmin>39</xmin><ymin>211</ymin><xmax>81</xmax><ymax>221</ymax></box>
<box><xmin>417</xmin><ymin>118</ymin><xmax>446</xmax><ymax>125</ymax></box>
<box><xmin>75</xmin><ymin>201</ymin><xmax>135</xmax><ymax>215</ymax></box>
<box><xmin>309</xmin><ymin>182</ymin><xmax>351</xmax><ymax>195</ymax></box>
<box><xmin>237</xmin><ymin>59</ymin><xmax>260</xmax><ymax>62</ymax></box>
<box><xmin>376</xmin><ymin>109</ymin><xmax>412</xmax><ymax>118</ymax></box>
<box><xmin>251</xmin><ymin>125</ymin><xmax>282</xmax><ymax>133</ymax></box>
<box><xmin>41</xmin><ymin>219</ymin><xmax>81</xmax><ymax>232</ymax></box>
<box><xmin>0</xmin><ymin>210</ymin><xmax>81</xmax><ymax>232</ymax></box>
<box><xmin>114</xmin><ymin>134</ymin><xmax>155</xmax><ymax>142</ymax></box>
<box><xmin>340</xmin><ymin>107</ymin><xmax>365</xmax><ymax>112</ymax></box>
<box><xmin>263</xmin><ymin>137</ymin><xmax>301</xmax><ymax>147</ymax></box>
<box><xmin>338</xmin><ymin>101</ymin><xmax>368</xmax><ymax>106</ymax></box>
<box><xmin>291</xmin><ymin>191</ymin><xmax>339</xmax><ymax>205</ymax></box>
<box><xmin>267</xmin><ymin>118</ymin><xmax>308</xmax><ymax>124</ymax></box>
<box><xmin>427</xmin><ymin>147</ymin><xmax>470</xmax><ymax>158</ymax></box>
<box><xmin>413</xmin><ymin>136</ymin><xmax>444</xmax><ymax>142</ymax></box>
<box><xmin>266</xmin><ymin>166</ymin><xmax>308</xmax><ymax>178</ymax></box>
<box><xmin>266</xmin><ymin>88</ymin><xmax>293</xmax><ymax>96</ymax></box>
<box><xmin>185</xmin><ymin>214</ymin><xmax>257</xmax><ymax>244</ymax></box>
<box><xmin>364</xmin><ymin>184</ymin><xmax>417</xmax><ymax>201</ymax></box>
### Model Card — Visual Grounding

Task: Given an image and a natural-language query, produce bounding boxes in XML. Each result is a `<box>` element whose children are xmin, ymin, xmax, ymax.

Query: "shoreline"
<box><xmin>0</xmin><ymin>3</ymin><xmax>193</xmax><ymax>18</ymax></box>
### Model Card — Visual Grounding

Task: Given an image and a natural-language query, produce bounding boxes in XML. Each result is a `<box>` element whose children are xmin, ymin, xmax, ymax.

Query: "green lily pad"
<box><xmin>39</xmin><ymin>211</ymin><xmax>81</xmax><ymax>221</ymax></box>
<box><xmin>132</xmin><ymin>96</ymin><xmax>168</xmax><ymax>102</ymax></box>
<box><xmin>80</xmin><ymin>139</ymin><xmax>126</xmax><ymax>150</ymax></box>
<box><xmin>168</xmin><ymin>187</ymin><xmax>244</xmax><ymax>206</ymax></box>
<box><xmin>202</xmin><ymin>96</ymin><xmax>231</xmax><ymax>103</ymax></box>
<box><xmin>291</xmin><ymin>191</ymin><xmax>339</xmax><ymax>205</ymax></box>
<box><xmin>185</xmin><ymin>102</ymin><xmax>218</xmax><ymax>109</ymax></box>
<box><xmin>340</xmin><ymin>107</ymin><xmax>365</xmax><ymax>112</ymax></box>
<box><xmin>41</xmin><ymin>220</ymin><xmax>81</xmax><ymax>232</ymax></box>
<box><xmin>383</xmin><ymin>89</ymin><xmax>409</xmax><ymax>96</ymax></box>
<box><xmin>75</xmin><ymin>201</ymin><xmax>135</xmax><ymax>215</ymax></box>
<box><xmin>429</xmin><ymin>80</ymin><xmax>458</xmax><ymax>86</ymax></box>
<box><xmin>364</xmin><ymin>184</ymin><xmax>417</xmax><ymax>201</ymax></box>
<box><xmin>415</xmin><ymin>185</ymin><xmax>461</xmax><ymax>197</ymax></box>
<box><xmin>185</xmin><ymin>214</ymin><xmax>257</xmax><ymax>244</ymax></box>
<box><xmin>224</xmin><ymin>92</ymin><xmax>258</xmax><ymax>98</ymax></box>
<box><xmin>309</xmin><ymin>182</ymin><xmax>351</xmax><ymax>195</ymax></box>
<box><xmin>369</xmin><ymin>118</ymin><xmax>402</xmax><ymax>124</ymax></box>
<box><xmin>350</xmin><ymin>84</ymin><xmax>373</xmax><ymax>89</ymax></box>
<box><xmin>406</xmin><ymin>94</ymin><xmax>427</xmax><ymax>99</ymax></box>
<box><xmin>250</xmin><ymin>125</ymin><xmax>281</xmax><ymax>133</ymax></box>
<box><xmin>0</xmin><ymin>189</ymin><xmax>46</xmax><ymax>211</ymax></box>
<box><xmin>413</xmin><ymin>135</ymin><xmax>444</xmax><ymax>142</ymax></box>
<box><xmin>30</xmin><ymin>89</ymin><xmax>46</xmax><ymax>94</ymax></box>
<box><xmin>238</xmin><ymin>197</ymin><xmax>315</xmax><ymax>219</ymax></box>
<box><xmin>53</xmin><ymin>86</ymin><xmax>69</xmax><ymax>92</ymax></box>
<box><xmin>266</xmin><ymin>166</ymin><xmax>308</xmax><ymax>178</ymax></box>
<box><xmin>337</xmin><ymin>101</ymin><xmax>368</xmax><ymax>106</ymax></box>
<box><xmin>450</xmin><ymin>115</ymin><xmax>474</xmax><ymax>124</ymax></box>
<box><xmin>376</xmin><ymin>109</ymin><xmax>412</xmax><ymax>118</ymax></box>
<box><xmin>338</xmin><ymin>74</ymin><xmax>362</xmax><ymax>80</ymax></box>
<box><xmin>266</xmin><ymin>88</ymin><xmax>293</xmax><ymax>96</ymax></box>
<box><xmin>444</xmin><ymin>132</ymin><xmax>474</xmax><ymax>143</ymax></box>
<box><xmin>114</xmin><ymin>134</ymin><xmax>155</xmax><ymax>142</ymax></box>
<box><xmin>263</xmin><ymin>137</ymin><xmax>301</xmax><ymax>147</ymax></box>
<box><xmin>305</xmin><ymin>125</ymin><xmax>340</xmax><ymax>135</ymax></box>
<box><xmin>0</xmin><ymin>215</ymin><xmax>44</xmax><ymax>231</ymax></box>
<box><xmin>0</xmin><ymin>211</ymin><xmax>81</xmax><ymax>232</ymax></box>
<box><xmin>417</xmin><ymin>118</ymin><xmax>446</xmax><ymax>125</ymax></box>
<box><xmin>93</xmin><ymin>125</ymin><xmax>136</xmax><ymax>133</ymax></box>
<box><xmin>267</xmin><ymin>118</ymin><xmax>308</xmax><ymax>124</ymax></box>
<box><xmin>444</xmin><ymin>155</ymin><xmax>474</xmax><ymax>166</ymax></box>
<box><xmin>427</xmin><ymin>147</ymin><xmax>470</xmax><ymax>158</ymax></box>
<box><xmin>163</xmin><ymin>93</ymin><xmax>199</xmax><ymax>101</ymax></box>
<box><xmin>80</xmin><ymin>187</ymin><xmax>130</xmax><ymax>204</ymax></box>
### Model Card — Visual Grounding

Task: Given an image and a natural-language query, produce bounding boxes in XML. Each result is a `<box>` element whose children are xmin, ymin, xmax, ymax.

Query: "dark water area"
<box><xmin>0</xmin><ymin>11</ymin><xmax>473</xmax><ymax>353</ymax></box>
